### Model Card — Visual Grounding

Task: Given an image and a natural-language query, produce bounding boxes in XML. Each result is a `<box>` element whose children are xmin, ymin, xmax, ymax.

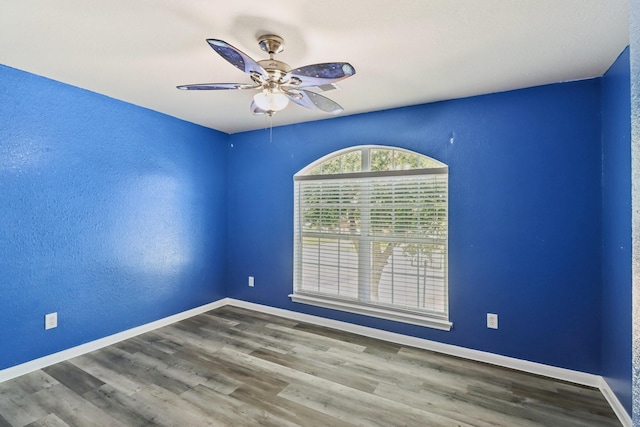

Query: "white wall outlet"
<box><xmin>487</xmin><ymin>313</ymin><xmax>498</xmax><ymax>329</ymax></box>
<box><xmin>248</xmin><ymin>276</ymin><xmax>254</xmax><ymax>287</ymax></box>
<box><xmin>45</xmin><ymin>312</ymin><xmax>58</xmax><ymax>330</ymax></box>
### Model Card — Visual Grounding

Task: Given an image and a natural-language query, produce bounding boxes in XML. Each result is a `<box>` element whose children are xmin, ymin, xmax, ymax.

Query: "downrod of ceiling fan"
<box><xmin>258</xmin><ymin>34</ymin><xmax>285</xmax><ymax>59</ymax></box>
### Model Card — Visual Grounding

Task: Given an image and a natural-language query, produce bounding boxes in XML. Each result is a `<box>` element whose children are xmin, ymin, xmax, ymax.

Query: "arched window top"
<box><xmin>296</xmin><ymin>145</ymin><xmax>446</xmax><ymax>177</ymax></box>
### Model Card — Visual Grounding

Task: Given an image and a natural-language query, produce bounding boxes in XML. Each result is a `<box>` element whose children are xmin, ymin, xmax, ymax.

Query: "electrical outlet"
<box><xmin>248</xmin><ymin>276</ymin><xmax>254</xmax><ymax>287</ymax></box>
<box><xmin>45</xmin><ymin>312</ymin><xmax>58</xmax><ymax>330</ymax></box>
<box><xmin>487</xmin><ymin>313</ymin><xmax>498</xmax><ymax>329</ymax></box>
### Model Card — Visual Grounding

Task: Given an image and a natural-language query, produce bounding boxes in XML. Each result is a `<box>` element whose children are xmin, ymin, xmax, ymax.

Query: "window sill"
<box><xmin>289</xmin><ymin>293</ymin><xmax>452</xmax><ymax>331</ymax></box>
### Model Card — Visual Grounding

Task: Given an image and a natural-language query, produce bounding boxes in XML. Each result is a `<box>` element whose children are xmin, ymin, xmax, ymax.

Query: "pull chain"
<box><xmin>263</xmin><ymin>112</ymin><xmax>275</xmax><ymax>143</ymax></box>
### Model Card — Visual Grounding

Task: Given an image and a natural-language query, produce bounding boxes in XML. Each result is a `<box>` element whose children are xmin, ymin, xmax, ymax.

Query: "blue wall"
<box><xmin>227</xmin><ymin>80</ymin><xmax>603</xmax><ymax>373</ymax></box>
<box><xmin>0</xmin><ymin>65</ymin><xmax>228</xmax><ymax>370</ymax></box>
<box><xmin>630</xmin><ymin>0</ymin><xmax>640</xmax><ymax>421</ymax></box>
<box><xmin>601</xmin><ymin>47</ymin><xmax>632</xmax><ymax>415</ymax></box>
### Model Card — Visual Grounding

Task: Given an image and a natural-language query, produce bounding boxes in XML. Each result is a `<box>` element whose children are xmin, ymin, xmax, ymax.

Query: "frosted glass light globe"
<box><xmin>253</xmin><ymin>91</ymin><xmax>289</xmax><ymax>112</ymax></box>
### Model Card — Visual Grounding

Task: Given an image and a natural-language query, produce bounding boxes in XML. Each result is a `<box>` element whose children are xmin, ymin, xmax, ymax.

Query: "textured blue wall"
<box><xmin>227</xmin><ymin>80</ymin><xmax>603</xmax><ymax>373</ymax></box>
<box><xmin>0</xmin><ymin>65</ymin><xmax>228</xmax><ymax>370</ymax></box>
<box><xmin>630</xmin><ymin>0</ymin><xmax>640</xmax><ymax>422</ymax></box>
<box><xmin>601</xmin><ymin>47</ymin><xmax>632</xmax><ymax>416</ymax></box>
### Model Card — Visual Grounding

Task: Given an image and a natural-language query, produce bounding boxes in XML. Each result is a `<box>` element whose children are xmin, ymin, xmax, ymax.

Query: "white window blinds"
<box><xmin>292</xmin><ymin>147</ymin><xmax>450</xmax><ymax>330</ymax></box>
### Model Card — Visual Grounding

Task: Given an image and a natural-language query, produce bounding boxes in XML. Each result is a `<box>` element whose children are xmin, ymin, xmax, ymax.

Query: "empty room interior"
<box><xmin>1</xmin><ymin>1</ymin><xmax>638</xmax><ymax>426</ymax></box>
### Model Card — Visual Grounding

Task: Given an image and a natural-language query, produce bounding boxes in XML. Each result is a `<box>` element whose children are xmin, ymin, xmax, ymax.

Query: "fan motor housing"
<box><xmin>258</xmin><ymin>59</ymin><xmax>291</xmax><ymax>83</ymax></box>
<box><xmin>258</xmin><ymin>59</ymin><xmax>291</xmax><ymax>72</ymax></box>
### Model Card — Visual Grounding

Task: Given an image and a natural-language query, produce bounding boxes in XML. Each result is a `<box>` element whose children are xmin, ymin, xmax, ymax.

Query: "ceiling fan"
<box><xmin>177</xmin><ymin>34</ymin><xmax>356</xmax><ymax>116</ymax></box>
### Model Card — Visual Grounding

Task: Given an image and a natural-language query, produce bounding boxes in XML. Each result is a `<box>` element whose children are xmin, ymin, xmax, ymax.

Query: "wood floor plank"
<box><xmin>86</xmin><ymin>346</ymin><xmax>193</xmax><ymax>396</ymax></box>
<box><xmin>249</xmin><ymin>347</ymin><xmax>380</xmax><ymax>393</ymax></box>
<box><xmin>170</xmin><ymin>350</ymin><xmax>243</xmax><ymax>394</ymax></box>
<box><xmin>152</xmin><ymin>324</ymin><xmax>225</xmax><ymax>355</ymax></box>
<box><xmin>69</xmin><ymin>355</ymin><xmax>144</xmax><ymax>396</ymax></box>
<box><xmin>82</xmin><ymin>384</ymin><xmax>159</xmax><ymax>427</ymax></box>
<box><xmin>279</xmin><ymin>380</ymin><xmax>474</xmax><ymax>427</ymax></box>
<box><xmin>0</xmin><ymin>414</ymin><xmax>13</xmax><ymax>427</ymax></box>
<box><xmin>0</xmin><ymin>392</ymin><xmax>42</xmax><ymax>427</ymax></box>
<box><xmin>23</xmin><ymin>414</ymin><xmax>70</xmax><ymax>427</ymax></box>
<box><xmin>289</xmin><ymin>343</ymin><xmax>427</xmax><ymax>390</ymax></box>
<box><xmin>266</xmin><ymin>323</ymin><xmax>368</xmax><ymax>354</ymax></box>
<box><xmin>373</xmin><ymin>381</ymin><xmax>532</xmax><ymax>427</ymax></box>
<box><xmin>215</xmin><ymin>306</ymin><xmax>299</xmax><ymax>328</ymax></box>
<box><xmin>42</xmin><ymin>361</ymin><xmax>105</xmax><ymax>396</ymax></box>
<box><xmin>0</xmin><ymin>374</ymin><xmax>62</xmax><ymax>427</ymax></box>
<box><xmin>199</xmin><ymin>320</ymin><xmax>297</xmax><ymax>355</ymax></box>
<box><xmin>181</xmin><ymin>383</ymin><xmax>300</xmax><ymax>427</ymax></box>
<box><xmin>204</xmin><ymin>351</ymin><xmax>290</xmax><ymax>395</ymax></box>
<box><xmin>31</xmin><ymin>382</ymin><xmax>126</xmax><ymax>427</ymax></box>
<box><xmin>0</xmin><ymin>371</ymin><xmax>59</xmax><ymax>396</ymax></box>
<box><xmin>228</xmin><ymin>384</ymin><xmax>355</xmax><ymax>427</ymax></box>
<box><xmin>0</xmin><ymin>306</ymin><xmax>622</xmax><ymax>426</ymax></box>
<box><xmin>292</xmin><ymin>321</ymin><xmax>403</xmax><ymax>357</ymax></box>
<box><xmin>129</xmin><ymin>383</ymin><xmax>221</xmax><ymax>427</ymax></box>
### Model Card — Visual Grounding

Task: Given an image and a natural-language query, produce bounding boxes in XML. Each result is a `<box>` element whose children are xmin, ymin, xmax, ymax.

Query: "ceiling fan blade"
<box><xmin>206</xmin><ymin>39</ymin><xmax>267</xmax><ymax>79</ymax></box>
<box><xmin>286</xmin><ymin>89</ymin><xmax>344</xmax><ymax>114</ymax></box>
<box><xmin>177</xmin><ymin>83</ymin><xmax>259</xmax><ymax>90</ymax></box>
<box><xmin>285</xmin><ymin>62</ymin><xmax>355</xmax><ymax>88</ymax></box>
<box><xmin>250</xmin><ymin>100</ymin><xmax>268</xmax><ymax>115</ymax></box>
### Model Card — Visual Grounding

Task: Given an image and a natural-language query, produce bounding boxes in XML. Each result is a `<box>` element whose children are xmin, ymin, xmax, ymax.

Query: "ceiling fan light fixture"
<box><xmin>178</xmin><ymin>36</ymin><xmax>355</xmax><ymax>116</ymax></box>
<box><xmin>253</xmin><ymin>90</ymin><xmax>289</xmax><ymax>113</ymax></box>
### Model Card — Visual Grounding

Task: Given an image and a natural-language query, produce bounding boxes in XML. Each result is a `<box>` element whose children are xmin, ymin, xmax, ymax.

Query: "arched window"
<box><xmin>292</xmin><ymin>146</ymin><xmax>451</xmax><ymax>330</ymax></box>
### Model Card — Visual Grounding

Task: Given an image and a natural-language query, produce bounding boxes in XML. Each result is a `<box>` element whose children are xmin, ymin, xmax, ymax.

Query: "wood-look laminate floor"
<box><xmin>0</xmin><ymin>306</ymin><xmax>621</xmax><ymax>427</ymax></box>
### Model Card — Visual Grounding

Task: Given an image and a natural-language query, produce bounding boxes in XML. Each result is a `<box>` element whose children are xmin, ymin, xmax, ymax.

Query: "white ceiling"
<box><xmin>0</xmin><ymin>1</ymin><xmax>629</xmax><ymax>134</ymax></box>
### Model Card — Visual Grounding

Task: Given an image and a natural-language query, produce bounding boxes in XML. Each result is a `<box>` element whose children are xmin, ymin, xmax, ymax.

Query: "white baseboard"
<box><xmin>599</xmin><ymin>377</ymin><xmax>632</xmax><ymax>427</ymax></box>
<box><xmin>0</xmin><ymin>297</ymin><xmax>630</xmax><ymax>426</ymax></box>
<box><xmin>0</xmin><ymin>299</ymin><xmax>228</xmax><ymax>384</ymax></box>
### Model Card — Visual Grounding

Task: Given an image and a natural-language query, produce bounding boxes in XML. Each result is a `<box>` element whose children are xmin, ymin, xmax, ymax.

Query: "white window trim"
<box><xmin>289</xmin><ymin>293</ymin><xmax>453</xmax><ymax>331</ymax></box>
<box><xmin>292</xmin><ymin>145</ymin><xmax>451</xmax><ymax>330</ymax></box>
